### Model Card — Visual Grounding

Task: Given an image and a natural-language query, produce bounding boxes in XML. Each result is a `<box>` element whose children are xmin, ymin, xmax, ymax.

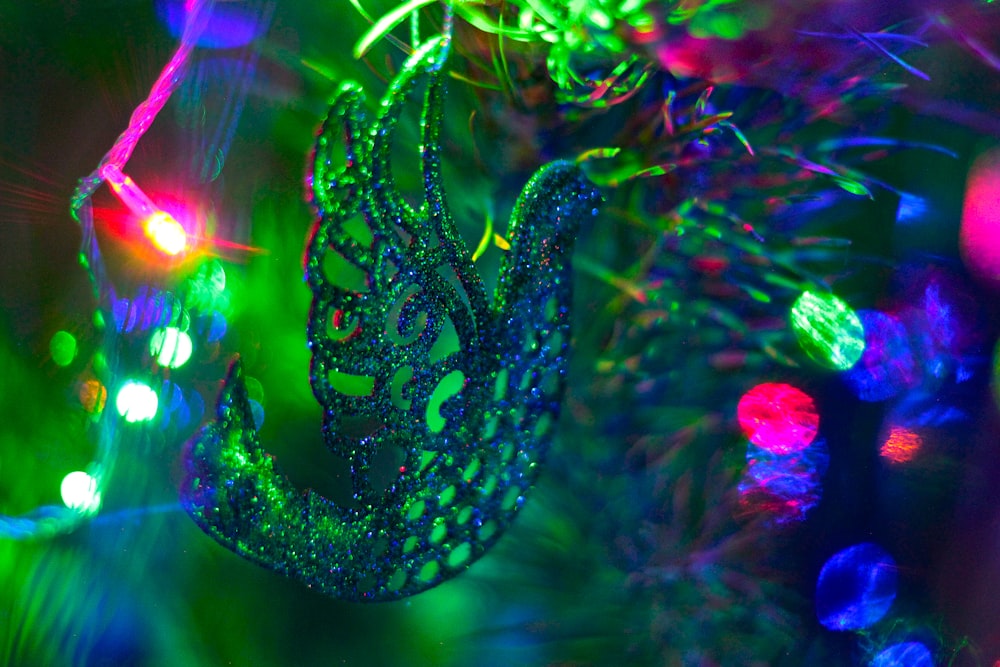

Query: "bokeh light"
<box><xmin>737</xmin><ymin>438</ymin><xmax>828</xmax><ymax>525</ymax></box>
<box><xmin>870</xmin><ymin>642</ymin><xmax>933</xmax><ymax>667</ymax></box>
<box><xmin>115</xmin><ymin>380</ymin><xmax>159</xmax><ymax>423</ymax></box>
<box><xmin>248</xmin><ymin>399</ymin><xmax>266</xmax><ymax>429</ymax></box>
<box><xmin>49</xmin><ymin>330</ymin><xmax>78</xmax><ymax>367</ymax></box>
<box><xmin>895</xmin><ymin>192</ymin><xmax>929</xmax><ymax>226</ymax></box>
<box><xmin>158</xmin><ymin>381</ymin><xmax>188</xmax><ymax>431</ymax></box>
<box><xmin>737</xmin><ymin>383</ymin><xmax>819</xmax><ymax>454</ymax></box>
<box><xmin>960</xmin><ymin>146</ymin><xmax>1000</xmax><ymax>291</ymax></box>
<box><xmin>158</xmin><ymin>0</ymin><xmax>271</xmax><ymax>49</ymax></box>
<box><xmin>78</xmin><ymin>378</ymin><xmax>108</xmax><ymax>415</ymax></box>
<box><xmin>149</xmin><ymin>326</ymin><xmax>194</xmax><ymax>368</ymax></box>
<box><xmin>244</xmin><ymin>375</ymin><xmax>265</xmax><ymax>428</ymax></box>
<box><xmin>843</xmin><ymin>311</ymin><xmax>918</xmax><ymax>402</ymax></box>
<box><xmin>184</xmin><ymin>260</ymin><xmax>230</xmax><ymax>315</ymax></box>
<box><xmin>790</xmin><ymin>291</ymin><xmax>865</xmax><ymax>370</ymax></box>
<box><xmin>917</xmin><ymin>281</ymin><xmax>963</xmax><ymax>374</ymax></box>
<box><xmin>60</xmin><ymin>470</ymin><xmax>102</xmax><ymax>514</ymax></box>
<box><xmin>113</xmin><ymin>287</ymin><xmax>186</xmax><ymax>335</ymax></box>
<box><xmin>816</xmin><ymin>543</ymin><xmax>897</xmax><ymax>631</ymax></box>
<box><xmin>880</xmin><ymin>425</ymin><xmax>922</xmax><ymax>464</ymax></box>
<box><xmin>204</xmin><ymin>310</ymin><xmax>228</xmax><ymax>343</ymax></box>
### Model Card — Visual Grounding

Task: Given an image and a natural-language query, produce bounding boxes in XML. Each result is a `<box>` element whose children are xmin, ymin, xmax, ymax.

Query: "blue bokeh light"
<box><xmin>870</xmin><ymin>642</ymin><xmax>933</xmax><ymax>667</ymax></box>
<box><xmin>843</xmin><ymin>311</ymin><xmax>918</xmax><ymax>402</ymax></box>
<box><xmin>158</xmin><ymin>0</ymin><xmax>271</xmax><ymax>49</ymax></box>
<box><xmin>737</xmin><ymin>439</ymin><xmax>829</xmax><ymax>525</ymax></box>
<box><xmin>816</xmin><ymin>543</ymin><xmax>897</xmax><ymax>631</ymax></box>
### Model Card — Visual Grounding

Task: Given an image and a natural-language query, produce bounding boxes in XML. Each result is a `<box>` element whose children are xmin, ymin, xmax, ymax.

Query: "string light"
<box><xmin>100</xmin><ymin>164</ymin><xmax>189</xmax><ymax>256</ymax></box>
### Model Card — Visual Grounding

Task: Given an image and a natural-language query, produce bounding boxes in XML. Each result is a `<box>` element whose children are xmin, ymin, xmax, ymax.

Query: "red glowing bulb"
<box><xmin>737</xmin><ymin>383</ymin><xmax>819</xmax><ymax>454</ymax></box>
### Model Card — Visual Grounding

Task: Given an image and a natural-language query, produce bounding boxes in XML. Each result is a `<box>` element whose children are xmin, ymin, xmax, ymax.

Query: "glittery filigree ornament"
<box><xmin>181</xmin><ymin>34</ymin><xmax>601</xmax><ymax>601</ymax></box>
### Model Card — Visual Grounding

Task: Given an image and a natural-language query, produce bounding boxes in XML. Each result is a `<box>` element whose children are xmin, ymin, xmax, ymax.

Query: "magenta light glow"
<box><xmin>737</xmin><ymin>382</ymin><xmax>819</xmax><ymax>455</ymax></box>
<box><xmin>960</xmin><ymin>146</ymin><xmax>1000</xmax><ymax>291</ymax></box>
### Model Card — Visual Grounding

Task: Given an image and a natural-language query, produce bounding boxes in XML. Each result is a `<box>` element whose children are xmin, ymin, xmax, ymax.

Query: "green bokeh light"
<box><xmin>790</xmin><ymin>291</ymin><xmax>865</xmax><ymax>370</ymax></box>
<box><xmin>149</xmin><ymin>326</ymin><xmax>194</xmax><ymax>368</ymax></box>
<box><xmin>115</xmin><ymin>380</ymin><xmax>159</xmax><ymax>422</ymax></box>
<box><xmin>49</xmin><ymin>330</ymin><xmax>77</xmax><ymax>367</ymax></box>
<box><xmin>184</xmin><ymin>259</ymin><xmax>231</xmax><ymax>315</ymax></box>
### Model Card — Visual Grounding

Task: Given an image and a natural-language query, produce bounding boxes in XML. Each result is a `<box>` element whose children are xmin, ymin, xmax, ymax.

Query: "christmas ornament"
<box><xmin>181</xmin><ymin>33</ymin><xmax>601</xmax><ymax>601</ymax></box>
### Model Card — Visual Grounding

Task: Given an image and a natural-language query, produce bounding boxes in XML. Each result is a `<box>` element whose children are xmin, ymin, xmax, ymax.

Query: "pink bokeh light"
<box><xmin>960</xmin><ymin>146</ymin><xmax>1000</xmax><ymax>291</ymax></box>
<box><xmin>737</xmin><ymin>382</ymin><xmax>819</xmax><ymax>454</ymax></box>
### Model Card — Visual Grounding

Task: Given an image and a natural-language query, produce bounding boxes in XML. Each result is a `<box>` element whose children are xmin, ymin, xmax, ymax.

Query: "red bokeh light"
<box><xmin>737</xmin><ymin>383</ymin><xmax>819</xmax><ymax>454</ymax></box>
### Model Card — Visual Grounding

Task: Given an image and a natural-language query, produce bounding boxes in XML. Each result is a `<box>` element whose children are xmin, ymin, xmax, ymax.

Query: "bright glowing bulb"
<box><xmin>115</xmin><ymin>380</ymin><xmax>159</xmax><ymax>422</ymax></box>
<box><xmin>149</xmin><ymin>326</ymin><xmax>194</xmax><ymax>368</ymax></box>
<box><xmin>144</xmin><ymin>210</ymin><xmax>188</xmax><ymax>255</ymax></box>
<box><xmin>60</xmin><ymin>470</ymin><xmax>101</xmax><ymax>514</ymax></box>
<box><xmin>100</xmin><ymin>164</ymin><xmax>187</xmax><ymax>255</ymax></box>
